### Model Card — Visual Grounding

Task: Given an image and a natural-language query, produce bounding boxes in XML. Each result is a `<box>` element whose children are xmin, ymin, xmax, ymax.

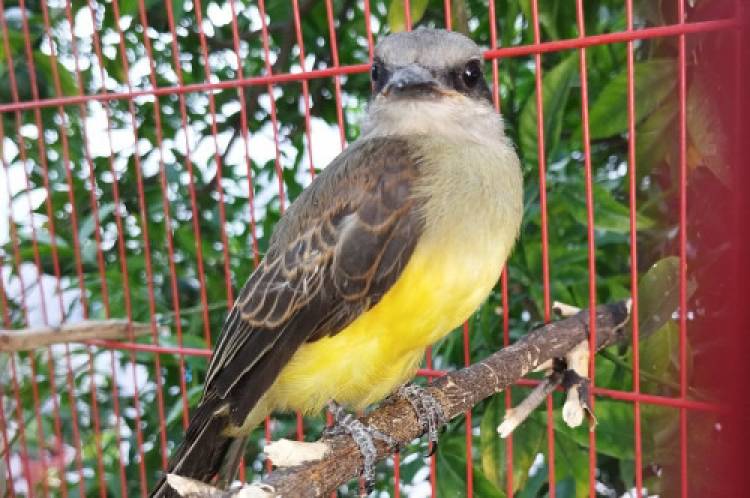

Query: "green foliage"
<box><xmin>0</xmin><ymin>0</ymin><xmax>726</xmax><ymax>497</ymax></box>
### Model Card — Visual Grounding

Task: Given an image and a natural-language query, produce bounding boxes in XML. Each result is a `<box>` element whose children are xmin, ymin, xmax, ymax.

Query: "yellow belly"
<box><xmin>263</xmin><ymin>235</ymin><xmax>507</xmax><ymax>416</ymax></box>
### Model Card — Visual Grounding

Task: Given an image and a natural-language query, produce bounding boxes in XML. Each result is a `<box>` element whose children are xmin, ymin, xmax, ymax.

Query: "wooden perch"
<box><xmin>168</xmin><ymin>299</ymin><xmax>638</xmax><ymax>497</ymax></box>
<box><xmin>0</xmin><ymin>320</ymin><xmax>154</xmax><ymax>352</ymax></box>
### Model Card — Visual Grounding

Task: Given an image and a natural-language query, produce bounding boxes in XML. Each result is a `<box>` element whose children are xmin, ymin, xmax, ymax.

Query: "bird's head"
<box><xmin>362</xmin><ymin>28</ymin><xmax>500</xmax><ymax>142</ymax></box>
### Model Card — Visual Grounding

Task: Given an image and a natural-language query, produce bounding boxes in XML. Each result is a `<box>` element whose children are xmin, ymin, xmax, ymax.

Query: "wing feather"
<box><xmin>200</xmin><ymin>137</ymin><xmax>424</xmax><ymax>427</ymax></box>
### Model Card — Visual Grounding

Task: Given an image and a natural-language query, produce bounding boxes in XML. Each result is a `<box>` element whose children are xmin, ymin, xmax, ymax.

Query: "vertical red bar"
<box><xmin>104</xmin><ymin>0</ymin><xmax>167</xmax><ymax>491</ymax></box>
<box><xmin>107</xmin><ymin>1</ymin><xmax>172</xmax><ymax>491</ymax></box>
<box><xmin>38</xmin><ymin>0</ymin><xmax>120</xmax><ymax>493</ymax></box>
<box><xmin>0</xmin><ymin>262</ymin><xmax>16</xmax><ymax>498</ymax></box>
<box><xmin>225</xmin><ymin>0</ymin><xmax>262</xmax><ymax>480</ymax></box>
<box><xmin>293</xmin><ymin>0</ymin><xmax>317</xmax><ymax>181</ymax></box>
<box><xmin>76</xmin><ymin>3</ymin><xmax>143</xmax><ymax>490</ymax></box>
<box><xmin>161</xmin><ymin>0</ymin><xmax>214</xmax><ymax>348</ymax></box>
<box><xmin>529</xmin><ymin>1</ymin><xmax>556</xmax><ymax>494</ymax></box>
<box><xmin>190</xmin><ymin>0</ymin><xmax>237</xmax><ymax>310</ymax></box>
<box><xmin>625</xmin><ymin>1</ymin><xmax>644</xmax><ymax>496</ymax></box>
<box><xmin>323</xmin><ymin>0</ymin><xmax>347</xmax><ymax>148</ymax></box>
<box><xmin>0</xmin><ymin>2</ymin><xmax>71</xmax><ymax>495</ymax></box>
<box><xmin>0</xmin><ymin>390</ymin><xmax>16</xmax><ymax>498</ymax></box>
<box><xmin>574</xmin><ymin>1</ymin><xmax>599</xmax><ymax>495</ymax></box>
<box><xmin>0</xmin><ymin>118</ymin><xmax>38</xmax><ymax>497</ymax></box>
<box><xmin>676</xmin><ymin>0</ymin><xmax>689</xmax><ymax>496</ymax></box>
<box><xmin>487</xmin><ymin>3</ymin><xmax>515</xmax><ymax>494</ymax></box>
<box><xmin>462</xmin><ymin>323</ymin><xmax>474</xmax><ymax>497</ymax></box>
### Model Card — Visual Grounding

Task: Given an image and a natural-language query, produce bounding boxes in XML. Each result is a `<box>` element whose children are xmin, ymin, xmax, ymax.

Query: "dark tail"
<box><xmin>149</xmin><ymin>398</ymin><xmax>245</xmax><ymax>498</ymax></box>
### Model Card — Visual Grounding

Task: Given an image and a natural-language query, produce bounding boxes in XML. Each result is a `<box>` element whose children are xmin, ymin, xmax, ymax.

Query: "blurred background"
<box><xmin>0</xmin><ymin>0</ymin><xmax>744</xmax><ymax>497</ymax></box>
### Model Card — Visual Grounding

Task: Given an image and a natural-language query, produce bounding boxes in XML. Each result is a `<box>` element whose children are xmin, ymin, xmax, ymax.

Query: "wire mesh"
<box><xmin>0</xmin><ymin>0</ymin><xmax>742</xmax><ymax>497</ymax></box>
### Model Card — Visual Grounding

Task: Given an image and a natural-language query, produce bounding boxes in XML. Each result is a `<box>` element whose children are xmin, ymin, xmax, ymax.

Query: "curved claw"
<box><xmin>397</xmin><ymin>384</ymin><xmax>446</xmax><ymax>454</ymax></box>
<box><xmin>326</xmin><ymin>400</ymin><xmax>396</xmax><ymax>495</ymax></box>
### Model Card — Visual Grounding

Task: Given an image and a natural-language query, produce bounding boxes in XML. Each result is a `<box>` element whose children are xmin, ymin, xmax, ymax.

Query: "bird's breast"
<box><xmin>267</xmin><ymin>135</ymin><xmax>523</xmax><ymax>416</ymax></box>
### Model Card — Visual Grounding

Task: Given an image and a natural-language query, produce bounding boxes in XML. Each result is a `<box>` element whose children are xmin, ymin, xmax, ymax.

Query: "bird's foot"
<box><xmin>396</xmin><ymin>384</ymin><xmax>446</xmax><ymax>455</ymax></box>
<box><xmin>325</xmin><ymin>400</ymin><xmax>396</xmax><ymax>495</ymax></box>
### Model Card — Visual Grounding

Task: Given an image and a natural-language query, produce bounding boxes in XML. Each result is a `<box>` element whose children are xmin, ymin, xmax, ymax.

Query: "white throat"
<box><xmin>360</xmin><ymin>94</ymin><xmax>508</xmax><ymax>147</ymax></box>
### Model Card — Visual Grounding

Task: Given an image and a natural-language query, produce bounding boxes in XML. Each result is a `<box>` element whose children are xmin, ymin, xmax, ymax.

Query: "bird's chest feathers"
<box><xmin>271</xmin><ymin>138</ymin><xmax>520</xmax><ymax>413</ymax></box>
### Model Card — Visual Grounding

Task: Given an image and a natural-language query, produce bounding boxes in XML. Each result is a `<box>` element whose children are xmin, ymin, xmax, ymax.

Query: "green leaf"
<box><xmin>79</xmin><ymin>203</ymin><xmax>117</xmax><ymax>242</ymax></box>
<box><xmin>519</xmin><ymin>55</ymin><xmax>578</xmax><ymax>167</ymax></box>
<box><xmin>480</xmin><ymin>395</ymin><xmax>504</xmax><ymax>488</ymax></box>
<box><xmin>387</xmin><ymin>0</ymin><xmax>430</xmax><ymax>33</ymax></box>
<box><xmin>588</xmin><ymin>59</ymin><xmax>676</xmax><ymax>139</ymax></box>
<box><xmin>166</xmin><ymin>384</ymin><xmax>203</xmax><ymax>426</ymax></box>
<box><xmin>636</xmin><ymin>99</ymin><xmax>678</xmax><ymax>175</ymax></box>
<box><xmin>518</xmin><ymin>1</ymin><xmax>561</xmax><ymax>40</ymax></box>
<box><xmin>568</xmin><ymin>184</ymin><xmax>655</xmax><ymax>234</ymax></box>
<box><xmin>638</xmin><ymin>320</ymin><xmax>680</xmax><ymax>391</ymax></box>
<box><xmin>480</xmin><ymin>396</ymin><xmax>547</xmax><ymax>494</ymax></box>
<box><xmin>554</xmin><ymin>429</ymin><xmax>590</xmax><ymax>498</ymax></box>
<box><xmin>33</xmin><ymin>53</ymin><xmax>79</xmax><ymax>97</ymax></box>
<box><xmin>555</xmin><ymin>401</ymin><xmax>634</xmax><ymax>460</ymax></box>
<box><xmin>438</xmin><ymin>432</ymin><xmax>506</xmax><ymax>498</ymax></box>
<box><xmin>635</xmin><ymin>256</ymin><xmax>696</xmax><ymax>338</ymax></box>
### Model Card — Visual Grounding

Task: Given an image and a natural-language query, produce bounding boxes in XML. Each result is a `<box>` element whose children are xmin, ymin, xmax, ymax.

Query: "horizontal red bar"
<box><xmin>87</xmin><ymin>339</ymin><xmax>212</xmax><ymax>357</ymax></box>
<box><xmin>0</xmin><ymin>19</ymin><xmax>737</xmax><ymax>114</ymax></box>
<box><xmin>86</xmin><ymin>339</ymin><xmax>720</xmax><ymax>413</ymax></box>
<box><xmin>485</xmin><ymin>18</ymin><xmax>738</xmax><ymax>59</ymax></box>
<box><xmin>0</xmin><ymin>64</ymin><xmax>370</xmax><ymax>113</ymax></box>
<box><xmin>515</xmin><ymin>378</ymin><xmax>722</xmax><ymax>413</ymax></box>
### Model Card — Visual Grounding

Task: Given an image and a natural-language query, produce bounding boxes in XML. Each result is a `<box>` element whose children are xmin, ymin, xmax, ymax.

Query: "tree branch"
<box><xmin>0</xmin><ymin>320</ymin><xmax>154</xmax><ymax>352</ymax></box>
<box><xmin>169</xmin><ymin>299</ymin><xmax>641</xmax><ymax>497</ymax></box>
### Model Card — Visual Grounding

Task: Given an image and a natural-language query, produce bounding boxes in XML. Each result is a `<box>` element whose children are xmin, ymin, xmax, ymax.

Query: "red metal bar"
<box><xmin>162</xmin><ymin>0</ymin><xmax>213</xmax><ymax>349</ymax></box>
<box><xmin>0</xmin><ymin>2</ymin><xmax>69</xmax><ymax>493</ymax></box>
<box><xmin>462</xmin><ymin>323</ymin><xmax>474</xmax><ymax>497</ymax></box>
<box><xmin>0</xmin><ymin>142</ymin><xmax>38</xmax><ymax>495</ymax></box>
<box><xmin>528</xmin><ymin>2</ymin><xmax>557</xmax><ymax>494</ymax></box>
<box><xmin>0</xmin><ymin>19</ymin><xmax>736</xmax><ymax>116</ymax></box>
<box><xmin>258</xmin><ymin>0</ymin><xmax>288</xmax><ymax>215</ymax></box>
<box><xmin>0</xmin><ymin>388</ymin><xmax>16</xmax><ymax>498</ymax></box>
<box><xmin>78</xmin><ymin>0</ymin><xmax>145</xmax><ymax>488</ymax></box>
<box><xmin>191</xmin><ymin>0</ymin><xmax>237</xmax><ymax>312</ymax></box>
<box><xmin>488</xmin><ymin>3</ymin><xmax>515</xmax><ymax>494</ymax></box>
<box><xmin>574</xmin><ymin>1</ymin><xmax>599</xmax><ymax>495</ymax></box>
<box><xmin>323</xmin><ymin>0</ymin><xmax>347</xmax><ymax>148</ymax></box>
<box><xmin>159</xmin><ymin>0</ymin><xmax>211</xmax><ymax>430</ymax></box>
<box><xmin>293</xmin><ymin>0</ymin><xmax>317</xmax><ymax>181</ymax></box>
<box><xmin>215</xmin><ymin>1</ymin><xmax>262</xmax><ymax>471</ymax></box>
<box><xmin>625</xmin><ymin>1</ymin><xmax>644</xmax><ymax>496</ymax></box>
<box><xmin>113</xmin><ymin>0</ymin><xmax>171</xmax><ymax>486</ymax></box>
<box><xmin>35</xmin><ymin>0</ymin><xmax>121</xmax><ymax>493</ymax></box>
<box><xmin>0</xmin><ymin>261</ymin><xmax>19</xmax><ymax>498</ymax></box>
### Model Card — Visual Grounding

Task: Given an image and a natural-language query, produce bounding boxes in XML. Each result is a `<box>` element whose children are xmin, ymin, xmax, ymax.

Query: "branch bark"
<box><xmin>0</xmin><ymin>320</ymin><xmax>154</xmax><ymax>352</ymax></box>
<box><xmin>170</xmin><ymin>299</ymin><xmax>637</xmax><ymax>497</ymax></box>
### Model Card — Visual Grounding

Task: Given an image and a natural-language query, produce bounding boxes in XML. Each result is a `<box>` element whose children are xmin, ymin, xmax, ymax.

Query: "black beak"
<box><xmin>383</xmin><ymin>64</ymin><xmax>438</xmax><ymax>97</ymax></box>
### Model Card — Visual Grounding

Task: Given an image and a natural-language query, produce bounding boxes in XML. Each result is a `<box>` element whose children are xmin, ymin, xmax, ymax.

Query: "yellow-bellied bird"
<box><xmin>151</xmin><ymin>28</ymin><xmax>523</xmax><ymax>497</ymax></box>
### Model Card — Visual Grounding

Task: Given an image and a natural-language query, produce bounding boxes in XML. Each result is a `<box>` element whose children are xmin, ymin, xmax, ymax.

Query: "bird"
<box><xmin>150</xmin><ymin>27</ymin><xmax>523</xmax><ymax>497</ymax></box>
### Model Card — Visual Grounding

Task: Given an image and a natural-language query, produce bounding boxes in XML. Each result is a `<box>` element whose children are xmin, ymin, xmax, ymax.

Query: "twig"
<box><xmin>497</xmin><ymin>370</ymin><xmax>563</xmax><ymax>437</ymax></box>
<box><xmin>0</xmin><ymin>320</ymin><xmax>154</xmax><ymax>352</ymax></box>
<box><xmin>171</xmin><ymin>300</ymin><xmax>634</xmax><ymax>497</ymax></box>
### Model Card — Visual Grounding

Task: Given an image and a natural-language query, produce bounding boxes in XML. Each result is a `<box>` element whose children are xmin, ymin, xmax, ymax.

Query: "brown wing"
<box><xmin>201</xmin><ymin>137</ymin><xmax>424</xmax><ymax>427</ymax></box>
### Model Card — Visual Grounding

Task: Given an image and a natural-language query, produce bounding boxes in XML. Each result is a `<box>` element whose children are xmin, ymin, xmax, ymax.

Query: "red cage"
<box><xmin>0</xmin><ymin>0</ymin><xmax>744</xmax><ymax>497</ymax></box>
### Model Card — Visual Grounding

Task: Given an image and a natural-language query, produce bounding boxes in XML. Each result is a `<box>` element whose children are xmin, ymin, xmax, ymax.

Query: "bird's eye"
<box><xmin>462</xmin><ymin>60</ymin><xmax>482</xmax><ymax>87</ymax></box>
<box><xmin>371</xmin><ymin>63</ymin><xmax>380</xmax><ymax>83</ymax></box>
